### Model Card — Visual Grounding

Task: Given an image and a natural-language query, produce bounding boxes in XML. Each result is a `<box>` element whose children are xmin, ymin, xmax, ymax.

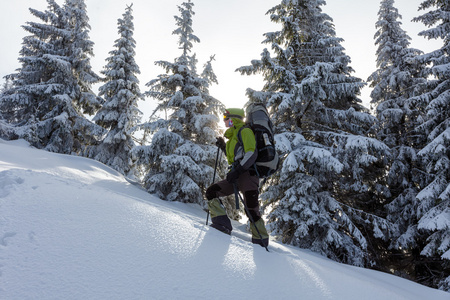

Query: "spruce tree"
<box><xmin>0</xmin><ymin>0</ymin><xmax>103</xmax><ymax>154</ymax></box>
<box><xmin>409</xmin><ymin>0</ymin><xmax>450</xmax><ymax>291</ymax></box>
<box><xmin>0</xmin><ymin>79</ymin><xmax>15</xmax><ymax>140</ymax></box>
<box><xmin>134</xmin><ymin>1</ymin><xmax>224</xmax><ymax>206</ymax></box>
<box><xmin>92</xmin><ymin>4</ymin><xmax>143</xmax><ymax>177</ymax></box>
<box><xmin>238</xmin><ymin>0</ymin><xmax>391</xmax><ymax>267</ymax></box>
<box><xmin>63</xmin><ymin>0</ymin><xmax>102</xmax><ymax>115</ymax></box>
<box><xmin>368</xmin><ymin>0</ymin><xmax>428</xmax><ymax>275</ymax></box>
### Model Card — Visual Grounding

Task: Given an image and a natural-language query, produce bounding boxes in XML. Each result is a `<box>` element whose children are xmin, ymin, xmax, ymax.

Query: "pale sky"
<box><xmin>0</xmin><ymin>0</ymin><xmax>442</xmax><ymax>119</ymax></box>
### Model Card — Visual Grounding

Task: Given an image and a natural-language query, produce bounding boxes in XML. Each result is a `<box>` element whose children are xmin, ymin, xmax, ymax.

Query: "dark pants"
<box><xmin>206</xmin><ymin>171</ymin><xmax>269</xmax><ymax>245</ymax></box>
<box><xmin>206</xmin><ymin>171</ymin><xmax>261</xmax><ymax>223</ymax></box>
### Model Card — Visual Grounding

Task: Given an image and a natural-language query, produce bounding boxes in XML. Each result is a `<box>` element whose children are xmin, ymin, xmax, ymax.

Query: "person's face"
<box><xmin>224</xmin><ymin>117</ymin><xmax>233</xmax><ymax>128</ymax></box>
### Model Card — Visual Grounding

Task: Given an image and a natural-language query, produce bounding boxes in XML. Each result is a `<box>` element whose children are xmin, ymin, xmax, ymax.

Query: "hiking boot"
<box><xmin>250</xmin><ymin>218</ymin><xmax>269</xmax><ymax>247</ymax></box>
<box><xmin>208</xmin><ymin>198</ymin><xmax>232</xmax><ymax>234</ymax></box>
<box><xmin>210</xmin><ymin>223</ymin><xmax>232</xmax><ymax>235</ymax></box>
<box><xmin>252</xmin><ymin>238</ymin><xmax>269</xmax><ymax>247</ymax></box>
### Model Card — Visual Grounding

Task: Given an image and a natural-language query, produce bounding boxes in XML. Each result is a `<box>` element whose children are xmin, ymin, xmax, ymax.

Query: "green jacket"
<box><xmin>224</xmin><ymin>118</ymin><xmax>257</xmax><ymax>170</ymax></box>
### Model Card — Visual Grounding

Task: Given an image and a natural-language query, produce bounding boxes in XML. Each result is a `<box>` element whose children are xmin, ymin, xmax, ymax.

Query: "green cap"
<box><xmin>223</xmin><ymin>108</ymin><xmax>245</xmax><ymax>120</ymax></box>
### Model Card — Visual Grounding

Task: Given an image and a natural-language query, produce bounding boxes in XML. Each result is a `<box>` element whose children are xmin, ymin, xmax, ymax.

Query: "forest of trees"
<box><xmin>0</xmin><ymin>0</ymin><xmax>448</xmax><ymax>292</ymax></box>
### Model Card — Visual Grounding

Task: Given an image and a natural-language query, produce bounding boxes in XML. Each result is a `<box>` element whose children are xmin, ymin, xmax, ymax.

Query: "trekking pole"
<box><xmin>233</xmin><ymin>184</ymin><xmax>269</xmax><ymax>252</ymax></box>
<box><xmin>234</xmin><ymin>180</ymin><xmax>240</xmax><ymax>210</ymax></box>
<box><xmin>206</xmin><ymin>146</ymin><xmax>221</xmax><ymax>225</ymax></box>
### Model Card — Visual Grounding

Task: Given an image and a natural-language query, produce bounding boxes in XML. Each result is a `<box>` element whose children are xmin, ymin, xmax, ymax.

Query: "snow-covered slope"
<box><xmin>0</xmin><ymin>139</ymin><xmax>448</xmax><ymax>300</ymax></box>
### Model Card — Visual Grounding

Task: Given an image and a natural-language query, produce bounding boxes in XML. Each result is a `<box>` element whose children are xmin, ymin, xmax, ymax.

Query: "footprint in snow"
<box><xmin>0</xmin><ymin>232</ymin><xmax>17</xmax><ymax>247</ymax></box>
<box><xmin>0</xmin><ymin>171</ymin><xmax>25</xmax><ymax>198</ymax></box>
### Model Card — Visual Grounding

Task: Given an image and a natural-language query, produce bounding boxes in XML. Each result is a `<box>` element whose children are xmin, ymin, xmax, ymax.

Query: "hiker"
<box><xmin>205</xmin><ymin>108</ymin><xmax>269</xmax><ymax>247</ymax></box>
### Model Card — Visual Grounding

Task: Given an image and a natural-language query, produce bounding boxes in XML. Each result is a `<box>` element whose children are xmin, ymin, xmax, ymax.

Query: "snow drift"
<box><xmin>0</xmin><ymin>139</ymin><xmax>448</xmax><ymax>299</ymax></box>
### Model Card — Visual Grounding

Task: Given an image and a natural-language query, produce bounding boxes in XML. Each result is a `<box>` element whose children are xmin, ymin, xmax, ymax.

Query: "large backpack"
<box><xmin>238</xmin><ymin>103</ymin><xmax>279</xmax><ymax>178</ymax></box>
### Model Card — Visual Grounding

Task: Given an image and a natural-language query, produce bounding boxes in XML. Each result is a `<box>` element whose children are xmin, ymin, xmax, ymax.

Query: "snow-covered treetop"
<box><xmin>173</xmin><ymin>1</ymin><xmax>200</xmax><ymax>65</ymax></box>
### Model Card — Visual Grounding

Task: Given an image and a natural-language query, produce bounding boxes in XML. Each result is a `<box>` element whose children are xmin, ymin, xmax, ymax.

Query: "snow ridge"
<box><xmin>0</xmin><ymin>139</ymin><xmax>448</xmax><ymax>299</ymax></box>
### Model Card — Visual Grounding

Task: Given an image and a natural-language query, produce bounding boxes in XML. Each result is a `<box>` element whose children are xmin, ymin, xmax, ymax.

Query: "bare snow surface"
<box><xmin>0</xmin><ymin>139</ymin><xmax>448</xmax><ymax>300</ymax></box>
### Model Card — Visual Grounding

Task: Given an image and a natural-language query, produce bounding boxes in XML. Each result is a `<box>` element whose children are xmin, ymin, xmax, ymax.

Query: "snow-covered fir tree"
<box><xmin>408</xmin><ymin>0</ymin><xmax>450</xmax><ymax>291</ymax></box>
<box><xmin>368</xmin><ymin>0</ymin><xmax>429</xmax><ymax>273</ymax></box>
<box><xmin>0</xmin><ymin>0</ymin><xmax>103</xmax><ymax>154</ymax></box>
<box><xmin>0</xmin><ymin>79</ymin><xmax>13</xmax><ymax>97</ymax></box>
<box><xmin>92</xmin><ymin>4</ymin><xmax>143</xmax><ymax>177</ymax></box>
<box><xmin>133</xmin><ymin>1</ymin><xmax>225</xmax><ymax>206</ymax></box>
<box><xmin>238</xmin><ymin>0</ymin><xmax>391</xmax><ymax>267</ymax></box>
<box><xmin>0</xmin><ymin>79</ymin><xmax>15</xmax><ymax>140</ymax></box>
<box><xmin>64</xmin><ymin>0</ymin><xmax>102</xmax><ymax>115</ymax></box>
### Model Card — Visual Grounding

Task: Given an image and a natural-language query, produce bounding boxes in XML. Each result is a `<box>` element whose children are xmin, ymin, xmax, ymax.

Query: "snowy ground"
<box><xmin>0</xmin><ymin>139</ymin><xmax>448</xmax><ymax>300</ymax></box>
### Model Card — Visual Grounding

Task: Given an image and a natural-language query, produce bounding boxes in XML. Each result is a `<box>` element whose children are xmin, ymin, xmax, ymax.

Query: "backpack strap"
<box><xmin>236</xmin><ymin>125</ymin><xmax>253</xmax><ymax>151</ymax></box>
<box><xmin>237</xmin><ymin>126</ymin><xmax>260</xmax><ymax>177</ymax></box>
<box><xmin>236</xmin><ymin>126</ymin><xmax>245</xmax><ymax>147</ymax></box>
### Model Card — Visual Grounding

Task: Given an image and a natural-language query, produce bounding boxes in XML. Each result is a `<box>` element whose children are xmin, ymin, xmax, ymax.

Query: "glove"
<box><xmin>215</xmin><ymin>137</ymin><xmax>226</xmax><ymax>152</ymax></box>
<box><xmin>226</xmin><ymin>164</ymin><xmax>244</xmax><ymax>184</ymax></box>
